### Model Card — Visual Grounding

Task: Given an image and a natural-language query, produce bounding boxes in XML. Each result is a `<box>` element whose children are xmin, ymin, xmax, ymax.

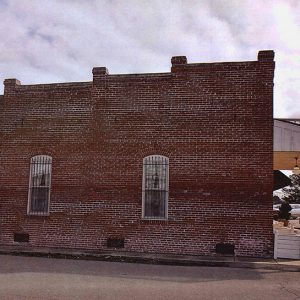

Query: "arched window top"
<box><xmin>143</xmin><ymin>155</ymin><xmax>169</xmax><ymax>164</ymax></box>
<box><xmin>31</xmin><ymin>155</ymin><xmax>52</xmax><ymax>162</ymax></box>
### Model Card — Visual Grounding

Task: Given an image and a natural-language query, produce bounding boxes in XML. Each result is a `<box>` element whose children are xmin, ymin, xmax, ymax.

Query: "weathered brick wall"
<box><xmin>0</xmin><ymin>50</ymin><xmax>275</xmax><ymax>257</ymax></box>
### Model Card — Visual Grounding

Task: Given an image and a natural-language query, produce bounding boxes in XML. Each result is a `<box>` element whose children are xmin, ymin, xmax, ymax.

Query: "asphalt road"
<box><xmin>0</xmin><ymin>254</ymin><xmax>300</xmax><ymax>300</ymax></box>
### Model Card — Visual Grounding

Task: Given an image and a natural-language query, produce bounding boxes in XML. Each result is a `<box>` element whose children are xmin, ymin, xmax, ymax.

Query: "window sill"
<box><xmin>141</xmin><ymin>217</ymin><xmax>168</xmax><ymax>221</ymax></box>
<box><xmin>13</xmin><ymin>241</ymin><xmax>29</xmax><ymax>245</ymax></box>
<box><xmin>27</xmin><ymin>213</ymin><xmax>50</xmax><ymax>217</ymax></box>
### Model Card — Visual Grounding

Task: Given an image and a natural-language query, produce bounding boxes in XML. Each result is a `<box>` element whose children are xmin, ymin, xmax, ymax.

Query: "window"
<box><xmin>27</xmin><ymin>155</ymin><xmax>52</xmax><ymax>215</ymax></box>
<box><xmin>142</xmin><ymin>155</ymin><xmax>169</xmax><ymax>219</ymax></box>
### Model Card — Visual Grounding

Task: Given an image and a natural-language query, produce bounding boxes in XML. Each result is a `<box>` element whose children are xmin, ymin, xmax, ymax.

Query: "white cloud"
<box><xmin>0</xmin><ymin>0</ymin><xmax>299</xmax><ymax>117</ymax></box>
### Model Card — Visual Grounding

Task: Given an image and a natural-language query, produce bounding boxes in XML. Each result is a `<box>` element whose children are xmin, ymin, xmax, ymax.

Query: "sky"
<box><xmin>0</xmin><ymin>0</ymin><xmax>300</xmax><ymax>117</ymax></box>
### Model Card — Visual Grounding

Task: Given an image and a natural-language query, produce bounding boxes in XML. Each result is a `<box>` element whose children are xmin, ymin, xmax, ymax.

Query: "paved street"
<box><xmin>0</xmin><ymin>254</ymin><xmax>300</xmax><ymax>300</ymax></box>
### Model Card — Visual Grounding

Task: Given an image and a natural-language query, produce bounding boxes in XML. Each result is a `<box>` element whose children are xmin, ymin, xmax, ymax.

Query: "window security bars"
<box><xmin>143</xmin><ymin>155</ymin><xmax>169</xmax><ymax>219</ymax></box>
<box><xmin>28</xmin><ymin>155</ymin><xmax>52</xmax><ymax>215</ymax></box>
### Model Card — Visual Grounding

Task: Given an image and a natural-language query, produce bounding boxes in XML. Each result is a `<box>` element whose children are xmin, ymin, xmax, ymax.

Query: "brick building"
<box><xmin>0</xmin><ymin>50</ymin><xmax>275</xmax><ymax>257</ymax></box>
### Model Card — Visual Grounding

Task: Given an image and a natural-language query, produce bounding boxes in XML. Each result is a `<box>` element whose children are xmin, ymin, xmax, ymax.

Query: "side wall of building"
<box><xmin>0</xmin><ymin>51</ymin><xmax>275</xmax><ymax>257</ymax></box>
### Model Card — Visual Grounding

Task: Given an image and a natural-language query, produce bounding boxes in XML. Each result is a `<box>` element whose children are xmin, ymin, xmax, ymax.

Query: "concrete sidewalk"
<box><xmin>0</xmin><ymin>245</ymin><xmax>299</xmax><ymax>271</ymax></box>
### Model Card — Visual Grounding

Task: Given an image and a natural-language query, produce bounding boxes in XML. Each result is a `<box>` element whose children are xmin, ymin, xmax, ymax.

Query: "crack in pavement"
<box><xmin>279</xmin><ymin>282</ymin><xmax>300</xmax><ymax>299</ymax></box>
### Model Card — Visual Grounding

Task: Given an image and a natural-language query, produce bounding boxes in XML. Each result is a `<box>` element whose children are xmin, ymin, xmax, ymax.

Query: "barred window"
<box><xmin>27</xmin><ymin>155</ymin><xmax>52</xmax><ymax>215</ymax></box>
<box><xmin>142</xmin><ymin>155</ymin><xmax>169</xmax><ymax>219</ymax></box>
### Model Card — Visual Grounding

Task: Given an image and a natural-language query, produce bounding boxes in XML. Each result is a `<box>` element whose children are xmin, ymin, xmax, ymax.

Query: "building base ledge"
<box><xmin>0</xmin><ymin>245</ymin><xmax>299</xmax><ymax>271</ymax></box>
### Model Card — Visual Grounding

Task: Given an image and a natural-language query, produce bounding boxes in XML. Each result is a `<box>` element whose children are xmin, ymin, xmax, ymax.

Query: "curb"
<box><xmin>0</xmin><ymin>248</ymin><xmax>299</xmax><ymax>272</ymax></box>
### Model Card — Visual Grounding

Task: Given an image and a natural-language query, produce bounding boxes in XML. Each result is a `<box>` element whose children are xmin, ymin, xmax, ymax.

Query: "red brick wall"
<box><xmin>0</xmin><ymin>50</ymin><xmax>275</xmax><ymax>257</ymax></box>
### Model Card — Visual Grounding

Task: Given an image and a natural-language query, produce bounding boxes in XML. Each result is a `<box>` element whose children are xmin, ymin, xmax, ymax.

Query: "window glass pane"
<box><xmin>145</xmin><ymin>190</ymin><xmax>166</xmax><ymax>218</ymax></box>
<box><xmin>30</xmin><ymin>187</ymin><xmax>49</xmax><ymax>213</ymax></box>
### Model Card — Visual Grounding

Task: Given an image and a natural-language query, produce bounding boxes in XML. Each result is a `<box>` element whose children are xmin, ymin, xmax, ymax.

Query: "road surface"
<box><xmin>0</xmin><ymin>254</ymin><xmax>299</xmax><ymax>299</ymax></box>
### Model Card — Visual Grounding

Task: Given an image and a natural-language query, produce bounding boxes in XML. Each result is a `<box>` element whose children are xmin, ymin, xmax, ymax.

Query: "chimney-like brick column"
<box><xmin>4</xmin><ymin>78</ymin><xmax>21</xmax><ymax>95</ymax></box>
<box><xmin>258</xmin><ymin>50</ymin><xmax>275</xmax><ymax>61</ymax></box>
<box><xmin>171</xmin><ymin>56</ymin><xmax>187</xmax><ymax>72</ymax></box>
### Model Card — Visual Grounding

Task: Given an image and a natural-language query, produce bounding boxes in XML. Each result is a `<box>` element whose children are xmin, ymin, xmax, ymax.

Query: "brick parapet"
<box><xmin>14</xmin><ymin>81</ymin><xmax>92</xmax><ymax>91</ymax></box>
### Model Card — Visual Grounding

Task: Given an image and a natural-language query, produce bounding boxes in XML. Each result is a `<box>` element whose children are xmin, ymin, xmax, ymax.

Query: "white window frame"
<box><xmin>142</xmin><ymin>155</ymin><xmax>169</xmax><ymax>220</ymax></box>
<box><xmin>27</xmin><ymin>155</ymin><xmax>52</xmax><ymax>216</ymax></box>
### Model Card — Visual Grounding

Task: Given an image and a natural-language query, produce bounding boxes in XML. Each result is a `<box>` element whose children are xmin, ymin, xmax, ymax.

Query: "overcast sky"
<box><xmin>0</xmin><ymin>0</ymin><xmax>299</xmax><ymax>117</ymax></box>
